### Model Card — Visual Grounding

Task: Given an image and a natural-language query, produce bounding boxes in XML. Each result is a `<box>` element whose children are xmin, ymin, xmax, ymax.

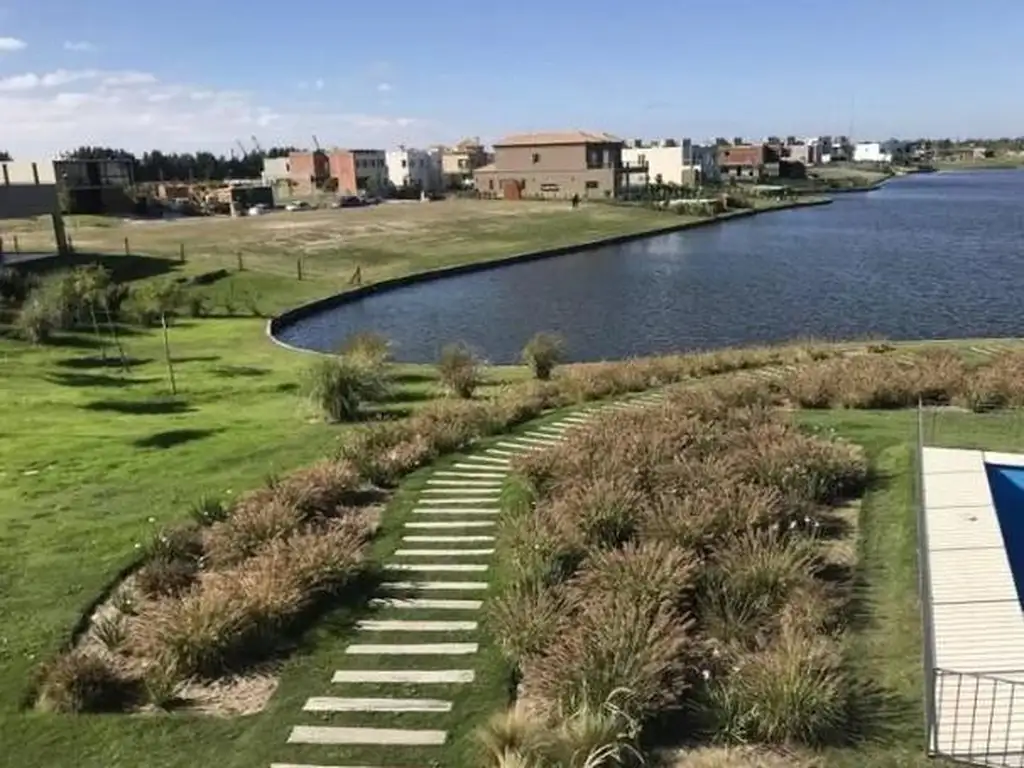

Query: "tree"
<box><xmin>0</xmin><ymin>150</ymin><xmax>11</xmax><ymax>162</ymax></box>
<box><xmin>140</xmin><ymin>281</ymin><xmax>184</xmax><ymax>394</ymax></box>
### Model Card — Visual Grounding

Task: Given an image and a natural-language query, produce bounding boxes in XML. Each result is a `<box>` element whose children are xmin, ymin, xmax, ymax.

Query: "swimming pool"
<box><xmin>986</xmin><ymin>463</ymin><xmax>1024</xmax><ymax>604</ymax></box>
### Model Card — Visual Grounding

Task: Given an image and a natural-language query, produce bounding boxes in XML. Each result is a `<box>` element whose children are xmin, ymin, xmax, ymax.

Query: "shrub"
<box><xmin>301</xmin><ymin>356</ymin><xmax>389</xmax><ymax>422</ymax></box>
<box><xmin>547</xmin><ymin>478</ymin><xmax>644</xmax><ymax>549</ymax></box>
<box><xmin>520</xmin><ymin>591</ymin><xmax>693</xmax><ymax>719</ymax></box>
<box><xmin>568</xmin><ymin>541</ymin><xmax>697</xmax><ymax>611</ymax></box>
<box><xmin>0</xmin><ymin>265</ymin><xmax>30</xmax><ymax>305</ymax></box>
<box><xmin>36</xmin><ymin>651</ymin><xmax>132</xmax><ymax>713</ymax></box>
<box><xmin>437</xmin><ymin>342</ymin><xmax>481</xmax><ymax>398</ymax></box>
<box><xmin>697</xmin><ymin>529</ymin><xmax>821</xmax><ymax>650</ymax></box>
<box><xmin>142</xmin><ymin>660</ymin><xmax>180</xmax><ymax>710</ymax></box>
<box><xmin>694</xmin><ymin>627</ymin><xmax>848</xmax><ymax>746</ymax></box>
<box><xmin>522</xmin><ymin>332</ymin><xmax>566</xmax><ymax>381</ymax></box>
<box><xmin>135</xmin><ymin>556</ymin><xmax>199</xmax><ymax>598</ymax></box>
<box><xmin>203</xmin><ymin>498</ymin><xmax>303</xmax><ymax>568</ymax></box>
<box><xmin>486</xmin><ymin>582</ymin><xmax>568</xmax><ymax>668</ymax></box>
<box><xmin>340</xmin><ymin>331</ymin><xmax>392</xmax><ymax>369</ymax></box>
<box><xmin>476</xmin><ymin>705</ymin><xmax>550</xmax><ymax>765</ymax></box>
<box><xmin>499</xmin><ymin>511</ymin><xmax>585</xmax><ymax>591</ymax></box>
<box><xmin>189</xmin><ymin>495</ymin><xmax>229</xmax><ymax>526</ymax></box>
<box><xmin>186</xmin><ymin>293</ymin><xmax>209</xmax><ymax>318</ymax></box>
<box><xmin>91</xmin><ymin>614</ymin><xmax>127</xmax><ymax>651</ymax></box>
<box><xmin>14</xmin><ymin>296</ymin><xmax>57</xmax><ymax>343</ymax></box>
<box><xmin>549</xmin><ymin>689</ymin><xmax>644</xmax><ymax>767</ymax></box>
<box><xmin>270</xmin><ymin>459</ymin><xmax>362</xmax><ymax>518</ymax></box>
<box><xmin>339</xmin><ymin>421</ymin><xmax>430</xmax><ymax>486</ymax></box>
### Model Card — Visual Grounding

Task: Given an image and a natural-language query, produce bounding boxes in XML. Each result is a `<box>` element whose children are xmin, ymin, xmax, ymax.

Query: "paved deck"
<box><xmin>922</xmin><ymin>447</ymin><xmax>1024</xmax><ymax>764</ymax></box>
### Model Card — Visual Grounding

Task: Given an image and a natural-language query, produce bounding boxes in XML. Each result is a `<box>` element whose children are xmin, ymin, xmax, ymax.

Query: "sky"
<box><xmin>1</xmin><ymin>0</ymin><xmax>1023</xmax><ymax>158</ymax></box>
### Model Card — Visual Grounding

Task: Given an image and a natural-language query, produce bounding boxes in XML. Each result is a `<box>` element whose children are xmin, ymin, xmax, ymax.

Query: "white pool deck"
<box><xmin>923</xmin><ymin>447</ymin><xmax>1024</xmax><ymax>764</ymax></box>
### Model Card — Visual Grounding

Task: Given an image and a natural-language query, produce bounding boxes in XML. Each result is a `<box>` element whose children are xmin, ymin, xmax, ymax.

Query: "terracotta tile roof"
<box><xmin>494</xmin><ymin>130</ymin><xmax>622</xmax><ymax>147</ymax></box>
<box><xmin>473</xmin><ymin>163</ymin><xmax>497</xmax><ymax>173</ymax></box>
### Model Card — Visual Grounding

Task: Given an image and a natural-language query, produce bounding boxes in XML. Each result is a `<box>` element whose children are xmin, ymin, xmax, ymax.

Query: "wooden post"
<box><xmin>67</xmin><ymin>234</ymin><xmax>75</xmax><ymax>253</ymax></box>
<box><xmin>179</xmin><ymin>243</ymin><xmax>185</xmax><ymax>263</ymax></box>
<box><xmin>236</xmin><ymin>251</ymin><xmax>244</xmax><ymax>271</ymax></box>
<box><xmin>0</xmin><ymin>236</ymin><xmax>4</xmax><ymax>256</ymax></box>
<box><xmin>124</xmin><ymin>236</ymin><xmax>130</xmax><ymax>255</ymax></box>
<box><xmin>13</xmin><ymin>235</ymin><xmax>19</xmax><ymax>254</ymax></box>
<box><xmin>297</xmin><ymin>258</ymin><xmax>303</xmax><ymax>281</ymax></box>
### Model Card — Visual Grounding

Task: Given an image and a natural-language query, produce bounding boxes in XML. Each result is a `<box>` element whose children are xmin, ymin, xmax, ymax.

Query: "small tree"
<box><xmin>339</xmin><ymin>331</ymin><xmax>392</xmax><ymax>370</ymax></box>
<box><xmin>140</xmin><ymin>280</ymin><xmax>183</xmax><ymax>394</ymax></box>
<box><xmin>301</xmin><ymin>356</ymin><xmax>388</xmax><ymax>422</ymax></box>
<box><xmin>14</xmin><ymin>295</ymin><xmax>57</xmax><ymax>344</ymax></box>
<box><xmin>437</xmin><ymin>343</ymin><xmax>481</xmax><ymax>399</ymax></box>
<box><xmin>521</xmin><ymin>332</ymin><xmax>566</xmax><ymax>381</ymax></box>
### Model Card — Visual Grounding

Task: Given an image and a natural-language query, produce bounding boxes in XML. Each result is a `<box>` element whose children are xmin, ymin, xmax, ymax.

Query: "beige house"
<box><xmin>440</xmin><ymin>138</ymin><xmax>489</xmax><ymax>188</ymax></box>
<box><xmin>473</xmin><ymin>131</ymin><xmax>624</xmax><ymax>200</ymax></box>
<box><xmin>0</xmin><ymin>161</ymin><xmax>68</xmax><ymax>254</ymax></box>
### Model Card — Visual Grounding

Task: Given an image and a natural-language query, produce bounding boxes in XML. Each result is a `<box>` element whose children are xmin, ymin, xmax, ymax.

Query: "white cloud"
<box><xmin>1</xmin><ymin>67</ymin><xmax>434</xmax><ymax>156</ymax></box>
<box><xmin>377</xmin><ymin>82</ymin><xmax>392</xmax><ymax>92</ymax></box>
<box><xmin>63</xmin><ymin>40</ymin><xmax>97</xmax><ymax>52</ymax></box>
<box><xmin>313</xmin><ymin>78</ymin><xmax>324</xmax><ymax>91</ymax></box>
<box><xmin>0</xmin><ymin>35</ymin><xmax>26</xmax><ymax>51</ymax></box>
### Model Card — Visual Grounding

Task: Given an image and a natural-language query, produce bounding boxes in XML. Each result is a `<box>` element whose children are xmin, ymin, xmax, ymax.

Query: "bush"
<box><xmin>14</xmin><ymin>296</ymin><xmax>57</xmax><ymax>343</ymax></box>
<box><xmin>568</xmin><ymin>541</ymin><xmax>697</xmax><ymax>611</ymax></box>
<box><xmin>186</xmin><ymin>293</ymin><xmax>209</xmax><ymax>318</ymax></box>
<box><xmin>36</xmin><ymin>651</ymin><xmax>132</xmax><ymax>713</ymax></box>
<box><xmin>694</xmin><ymin>627</ymin><xmax>848</xmax><ymax>746</ymax></box>
<box><xmin>300</xmin><ymin>356</ymin><xmax>388</xmax><ymax>422</ymax></box>
<box><xmin>340</xmin><ymin>331</ymin><xmax>392</xmax><ymax>368</ymax></box>
<box><xmin>437</xmin><ymin>342</ymin><xmax>481</xmax><ymax>398</ymax></box>
<box><xmin>522</xmin><ymin>332</ymin><xmax>566</xmax><ymax>380</ymax></box>
<box><xmin>0</xmin><ymin>265</ymin><xmax>30</xmax><ymax>305</ymax></box>
<box><xmin>486</xmin><ymin>583</ymin><xmax>568</xmax><ymax>668</ymax></box>
<box><xmin>203</xmin><ymin>498</ymin><xmax>304</xmax><ymax>568</ymax></box>
<box><xmin>520</xmin><ymin>591</ymin><xmax>693</xmax><ymax>719</ymax></box>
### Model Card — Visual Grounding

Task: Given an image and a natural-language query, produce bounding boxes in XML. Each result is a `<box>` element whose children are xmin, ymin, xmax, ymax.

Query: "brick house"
<box><xmin>473</xmin><ymin>131</ymin><xmax>624</xmax><ymax>200</ymax></box>
<box><xmin>717</xmin><ymin>144</ymin><xmax>781</xmax><ymax>180</ymax></box>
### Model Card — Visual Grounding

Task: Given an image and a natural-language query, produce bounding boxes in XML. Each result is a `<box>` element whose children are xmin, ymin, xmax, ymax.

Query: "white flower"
<box><xmin>147</xmin><ymin>516</ymin><xmax>156</xmax><ymax>523</ymax></box>
<box><xmin>701</xmin><ymin>669</ymin><xmax>711</xmax><ymax>680</ymax></box>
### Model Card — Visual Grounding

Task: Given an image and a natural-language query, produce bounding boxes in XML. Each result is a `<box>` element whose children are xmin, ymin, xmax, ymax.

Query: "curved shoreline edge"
<box><xmin>266</xmin><ymin>197</ymin><xmax>833</xmax><ymax>356</ymax></box>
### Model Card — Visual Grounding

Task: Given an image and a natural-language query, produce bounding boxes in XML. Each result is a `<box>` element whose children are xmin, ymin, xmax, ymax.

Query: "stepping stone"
<box><xmin>411</xmin><ymin>512</ymin><xmax>499</xmax><ymax>518</ymax></box>
<box><xmin>433</xmin><ymin>470</ymin><xmax>507</xmax><ymax>479</ymax></box>
<box><xmin>418</xmin><ymin>497</ymin><xmax>500</xmax><ymax>505</ymax></box>
<box><xmin>402</xmin><ymin>535</ymin><xmax>495</xmax><ymax>543</ymax></box>
<box><xmin>357</xmin><ymin>619</ymin><xmax>478</xmax><ymax>632</ymax></box>
<box><xmin>370</xmin><ymin>597</ymin><xmax>482</xmax><ymax>610</ymax></box>
<box><xmin>485</xmin><ymin>448</ymin><xmax>518</xmax><ymax>457</ymax></box>
<box><xmin>405</xmin><ymin>520</ymin><xmax>495</xmax><ymax>528</ymax></box>
<box><xmin>453</xmin><ymin>457</ymin><xmax>509</xmax><ymax>467</ymax></box>
<box><xmin>387</xmin><ymin>563</ymin><xmax>488</xmax><ymax>572</ymax></box>
<box><xmin>383</xmin><ymin>581</ymin><xmax>489</xmax><ymax>591</ymax></box>
<box><xmin>536</xmin><ymin>425</ymin><xmax>569</xmax><ymax>435</ymax></box>
<box><xmin>303</xmin><ymin>696</ymin><xmax>453</xmax><ymax>713</ymax></box>
<box><xmin>421</xmin><ymin>487</ymin><xmax>501</xmax><ymax>495</ymax></box>
<box><xmin>426</xmin><ymin>479</ymin><xmax>503</xmax><ymax>487</ymax></box>
<box><xmin>332</xmin><ymin>668</ymin><xmax>474</xmax><ymax>684</ymax></box>
<box><xmin>401</xmin><ymin>536</ymin><xmax>493</xmax><ymax>544</ymax></box>
<box><xmin>495</xmin><ymin>441</ymin><xmax>543</xmax><ymax>452</ymax></box>
<box><xmin>287</xmin><ymin>725</ymin><xmax>447</xmax><ymax>746</ymax></box>
<box><xmin>345</xmin><ymin>642</ymin><xmax>479</xmax><ymax>655</ymax></box>
<box><xmin>394</xmin><ymin>548</ymin><xmax>495</xmax><ymax>556</ymax></box>
<box><xmin>512</xmin><ymin>436</ymin><xmax>561</xmax><ymax>446</ymax></box>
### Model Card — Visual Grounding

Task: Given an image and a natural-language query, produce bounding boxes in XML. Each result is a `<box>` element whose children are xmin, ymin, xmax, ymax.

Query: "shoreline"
<box><xmin>267</xmin><ymin>197</ymin><xmax>833</xmax><ymax>355</ymax></box>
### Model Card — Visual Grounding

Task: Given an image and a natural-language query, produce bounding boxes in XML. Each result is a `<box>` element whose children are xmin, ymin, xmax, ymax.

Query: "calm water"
<box><xmin>278</xmin><ymin>170</ymin><xmax>1024</xmax><ymax>363</ymax></box>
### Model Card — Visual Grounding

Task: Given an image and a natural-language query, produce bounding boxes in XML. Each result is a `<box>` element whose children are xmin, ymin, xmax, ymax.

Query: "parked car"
<box><xmin>284</xmin><ymin>201</ymin><xmax>311</xmax><ymax>212</ymax></box>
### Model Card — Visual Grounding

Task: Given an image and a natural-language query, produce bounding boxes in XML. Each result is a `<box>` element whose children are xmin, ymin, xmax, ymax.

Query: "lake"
<box><xmin>277</xmin><ymin>170</ymin><xmax>1024</xmax><ymax>363</ymax></box>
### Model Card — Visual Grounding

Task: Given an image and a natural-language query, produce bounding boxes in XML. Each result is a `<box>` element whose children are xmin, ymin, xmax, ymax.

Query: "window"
<box><xmin>401</xmin><ymin>159</ymin><xmax>407</xmax><ymax>168</ymax></box>
<box><xmin>540</xmin><ymin>183</ymin><xmax>559</xmax><ymax>192</ymax></box>
<box><xmin>532</xmin><ymin>152</ymin><xmax>541</xmax><ymax>164</ymax></box>
<box><xmin>585</xmin><ymin>180</ymin><xmax>599</xmax><ymax>189</ymax></box>
<box><xmin>488</xmin><ymin>179</ymin><xmax>494</xmax><ymax>190</ymax></box>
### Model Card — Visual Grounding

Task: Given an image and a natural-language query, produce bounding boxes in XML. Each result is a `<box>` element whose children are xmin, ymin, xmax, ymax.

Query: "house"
<box><xmin>717</xmin><ymin>144</ymin><xmax>780</xmax><ymax>180</ymax></box>
<box><xmin>287</xmin><ymin>150</ymin><xmax>330</xmax><ymax>196</ymax></box>
<box><xmin>473</xmin><ymin>131</ymin><xmax>625</xmax><ymax>200</ymax></box>
<box><xmin>781</xmin><ymin>140</ymin><xmax>822</xmax><ymax>166</ymax></box>
<box><xmin>386</xmin><ymin>147</ymin><xmax>442</xmax><ymax>191</ymax></box>
<box><xmin>0</xmin><ymin>161</ymin><xmax>68</xmax><ymax>253</ymax></box>
<box><xmin>852</xmin><ymin>142</ymin><xmax>893</xmax><ymax>163</ymax></box>
<box><xmin>620</xmin><ymin>139</ymin><xmax>721</xmax><ymax>188</ymax></box>
<box><xmin>261</xmin><ymin>157</ymin><xmax>291</xmax><ymax>184</ymax></box>
<box><xmin>441</xmin><ymin>138</ymin><xmax>489</xmax><ymax>188</ymax></box>
<box><xmin>286</xmin><ymin>148</ymin><xmax>387</xmax><ymax>196</ymax></box>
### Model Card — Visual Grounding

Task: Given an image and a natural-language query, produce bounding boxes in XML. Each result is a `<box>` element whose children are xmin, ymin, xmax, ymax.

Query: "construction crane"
<box><xmin>312</xmin><ymin>134</ymin><xmax>322</xmax><ymax>152</ymax></box>
<box><xmin>235</xmin><ymin>139</ymin><xmax>249</xmax><ymax>157</ymax></box>
<box><xmin>251</xmin><ymin>135</ymin><xmax>264</xmax><ymax>155</ymax></box>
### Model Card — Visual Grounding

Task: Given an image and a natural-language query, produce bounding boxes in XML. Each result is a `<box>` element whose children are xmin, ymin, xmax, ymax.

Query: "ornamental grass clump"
<box><xmin>437</xmin><ymin>342</ymin><xmax>481</xmax><ymax>398</ymax></box>
<box><xmin>301</xmin><ymin>356</ymin><xmax>388</xmax><ymax>422</ymax></box>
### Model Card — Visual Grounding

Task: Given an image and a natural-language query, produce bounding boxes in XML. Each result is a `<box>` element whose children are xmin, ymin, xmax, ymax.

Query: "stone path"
<box><xmin>270</xmin><ymin>390</ymin><xmax>668</xmax><ymax>768</ymax></box>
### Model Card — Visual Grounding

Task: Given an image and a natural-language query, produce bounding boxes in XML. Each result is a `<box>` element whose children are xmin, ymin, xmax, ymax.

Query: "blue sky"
<box><xmin>1</xmin><ymin>0</ymin><xmax>1022</xmax><ymax>156</ymax></box>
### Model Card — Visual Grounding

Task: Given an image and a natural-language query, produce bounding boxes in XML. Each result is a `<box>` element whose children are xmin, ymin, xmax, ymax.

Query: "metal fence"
<box><xmin>917</xmin><ymin>401</ymin><xmax>1024</xmax><ymax>766</ymax></box>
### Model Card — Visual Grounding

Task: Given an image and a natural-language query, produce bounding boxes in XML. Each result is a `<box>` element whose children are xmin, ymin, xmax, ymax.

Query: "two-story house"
<box><xmin>473</xmin><ymin>131</ymin><xmax>624</xmax><ymax>200</ymax></box>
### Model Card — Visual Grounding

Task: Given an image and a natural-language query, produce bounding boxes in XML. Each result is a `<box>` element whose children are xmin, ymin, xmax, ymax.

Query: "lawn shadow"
<box><xmin>386</xmin><ymin>389</ymin><xmax>437</xmax><ymax>406</ymax></box>
<box><xmin>83</xmin><ymin>398</ymin><xmax>194</xmax><ymax>415</ymax></box>
<box><xmin>47</xmin><ymin>372</ymin><xmax>158</xmax><ymax>388</ymax></box>
<box><xmin>56</xmin><ymin>355</ymin><xmax>152</xmax><ymax>370</ymax></box>
<box><xmin>275</xmin><ymin>382</ymin><xmax>299</xmax><ymax>393</ymax></box>
<box><xmin>14</xmin><ymin>251</ymin><xmax>180</xmax><ymax>283</ymax></box>
<box><xmin>392</xmin><ymin>371</ymin><xmax>437</xmax><ymax>385</ymax></box>
<box><xmin>133</xmin><ymin>428</ymin><xmax>222</xmax><ymax>449</ymax></box>
<box><xmin>171</xmin><ymin>355</ymin><xmax>221</xmax><ymax>364</ymax></box>
<box><xmin>212</xmin><ymin>365</ymin><xmax>269</xmax><ymax>378</ymax></box>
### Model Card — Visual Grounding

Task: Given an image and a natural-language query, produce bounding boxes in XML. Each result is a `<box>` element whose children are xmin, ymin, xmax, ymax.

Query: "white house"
<box><xmin>386</xmin><ymin>147</ymin><xmax>442</xmax><ymax>191</ymax></box>
<box><xmin>852</xmin><ymin>141</ymin><xmax>892</xmax><ymax>163</ymax></box>
<box><xmin>620</xmin><ymin>139</ymin><xmax>720</xmax><ymax>187</ymax></box>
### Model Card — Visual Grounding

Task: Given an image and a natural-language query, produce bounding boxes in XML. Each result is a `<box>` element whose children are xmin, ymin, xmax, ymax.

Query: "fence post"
<box><xmin>0</xmin><ymin>236</ymin><xmax>4</xmax><ymax>256</ymax></box>
<box><xmin>236</xmin><ymin>251</ymin><xmax>244</xmax><ymax>271</ymax></box>
<box><xmin>124</xmin><ymin>236</ymin><xmax>130</xmax><ymax>255</ymax></box>
<box><xmin>296</xmin><ymin>258</ymin><xmax>303</xmax><ymax>281</ymax></box>
<box><xmin>67</xmin><ymin>234</ymin><xmax>74</xmax><ymax>254</ymax></box>
<box><xmin>179</xmin><ymin>243</ymin><xmax>185</xmax><ymax>263</ymax></box>
<box><xmin>13</xmin><ymin>235</ymin><xmax>19</xmax><ymax>254</ymax></box>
